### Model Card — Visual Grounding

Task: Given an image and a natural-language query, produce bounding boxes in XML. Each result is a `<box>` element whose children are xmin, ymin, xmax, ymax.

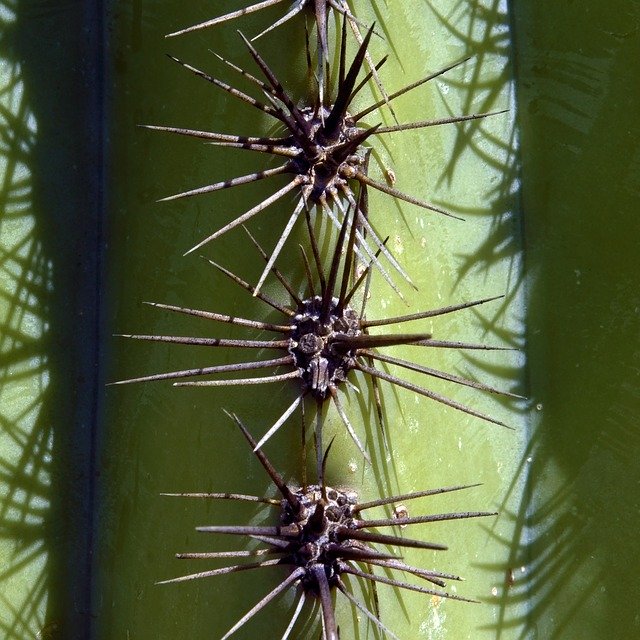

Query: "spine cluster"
<box><xmin>113</xmin><ymin>3</ymin><xmax>518</xmax><ymax>638</ymax></box>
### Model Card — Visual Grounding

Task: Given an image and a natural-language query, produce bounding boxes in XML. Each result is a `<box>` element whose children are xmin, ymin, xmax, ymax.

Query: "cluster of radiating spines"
<box><xmin>146</xmin><ymin>24</ymin><xmax>505</xmax><ymax>296</ymax></box>
<box><xmin>112</xmin><ymin>203</ymin><xmax>522</xmax><ymax>465</ymax></box>
<box><xmin>165</xmin><ymin>0</ymin><xmax>389</xmax><ymax>114</ymax></box>
<box><xmin>159</xmin><ymin>412</ymin><xmax>497</xmax><ymax>640</ymax></box>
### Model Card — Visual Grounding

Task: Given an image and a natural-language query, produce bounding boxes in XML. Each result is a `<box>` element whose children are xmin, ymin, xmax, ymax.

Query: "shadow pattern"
<box><xmin>1</xmin><ymin>0</ymin><xmax>105</xmax><ymax>637</ymax></box>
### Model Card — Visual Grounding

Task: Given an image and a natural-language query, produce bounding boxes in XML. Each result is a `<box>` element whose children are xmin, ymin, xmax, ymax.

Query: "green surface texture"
<box><xmin>0</xmin><ymin>1</ymin><xmax>638</xmax><ymax>639</ymax></box>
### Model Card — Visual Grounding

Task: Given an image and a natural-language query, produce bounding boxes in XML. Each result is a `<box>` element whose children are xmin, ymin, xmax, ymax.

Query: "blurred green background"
<box><xmin>0</xmin><ymin>0</ymin><xmax>638</xmax><ymax>638</ymax></box>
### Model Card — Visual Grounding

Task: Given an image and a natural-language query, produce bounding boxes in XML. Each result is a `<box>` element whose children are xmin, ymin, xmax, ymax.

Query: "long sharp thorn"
<box><xmin>251</xmin><ymin>3</ymin><xmax>304</xmax><ymax>41</ymax></box>
<box><xmin>338</xmin><ymin>563</ymin><xmax>478</xmax><ymax>603</ymax></box>
<box><xmin>321</xmin><ymin>435</ymin><xmax>336</xmax><ymax>499</ymax></box>
<box><xmin>349</xmin><ymin>55</ymin><xmax>389</xmax><ymax>104</ymax></box>
<box><xmin>353</xmin><ymin>170</ymin><xmax>464</xmax><ymax>220</ymax></box>
<box><xmin>281</xmin><ymin>591</ymin><xmax>306</xmax><ymax>640</ymax></box>
<box><xmin>338</xmin><ymin>10</ymin><xmax>347</xmax><ymax>88</ymax></box>
<box><xmin>342</xmin><ymin>238</ymin><xmax>389</xmax><ymax>308</ymax></box>
<box><xmin>337</xmin><ymin>189</ymin><xmax>360</xmax><ymax>309</ymax></box>
<box><xmin>205</xmin><ymin>141</ymin><xmax>299</xmax><ymax>158</ymax></box>
<box><xmin>166</xmin><ymin>55</ymin><xmax>281</xmax><ymax>119</ymax></box>
<box><xmin>414</xmin><ymin>339</ymin><xmax>515</xmax><ymax>351</ymax></box>
<box><xmin>303</xmin><ymin>201</ymin><xmax>327</xmax><ymax>292</ymax></box>
<box><xmin>354</xmin><ymin>55</ymin><xmax>473</xmax><ymax>121</ymax></box>
<box><xmin>354</xmin><ymin>483</ymin><xmax>482</xmax><ymax>512</ymax></box>
<box><xmin>339</xmin><ymin>527</ymin><xmax>448</xmax><ymax>551</ymax></box>
<box><xmin>354</xmin><ymin>361</ymin><xmax>513</xmax><ymax>429</ymax></box>
<box><xmin>196</xmin><ymin>524</ymin><xmax>298</xmax><ymax>536</ymax></box>
<box><xmin>363</xmin><ymin>350</ymin><xmax>525</xmax><ymax>399</ymax></box>
<box><xmin>321</xmin><ymin>203</ymin><xmax>351</xmax><ymax>323</ymax></box>
<box><xmin>209</xmin><ymin>49</ymin><xmax>277</xmax><ymax>96</ymax></box>
<box><xmin>300</xmin><ymin>400</ymin><xmax>308</xmax><ymax>493</ymax></box>
<box><xmin>344</xmin><ymin>11</ymin><xmax>398</xmax><ymax>122</ymax></box>
<box><xmin>324</xmin><ymin>544</ymin><xmax>397</xmax><ymax>563</ymax></box>
<box><xmin>249</xmin><ymin>534</ymin><xmax>294</xmax><ymax>549</ymax></box>
<box><xmin>331</xmin><ymin>389</ymin><xmax>371</xmax><ymax>465</ymax></box>
<box><xmin>157</xmin><ymin>558</ymin><xmax>281</xmax><ymax>586</ymax></box>
<box><xmin>367</xmin><ymin>355</ymin><xmax>388</xmax><ymax>449</ymax></box>
<box><xmin>315</xmin><ymin>401</ymin><xmax>324</xmax><ymax>492</ymax></box>
<box><xmin>335</xmin><ymin>187</ymin><xmax>411</xmax><ymax>294</ymax></box>
<box><xmin>315</xmin><ymin>0</ymin><xmax>329</xmax><ymax>64</ymax></box>
<box><xmin>359</xmin><ymin>243</ymin><xmax>374</xmax><ymax>321</ymax></box>
<box><xmin>140</xmin><ymin>124</ymin><xmax>287</xmax><ymax>145</ymax></box>
<box><xmin>363</xmin><ymin>558</ymin><xmax>462</xmax><ymax>587</ymax></box>
<box><xmin>143</xmin><ymin>300</ymin><xmax>290</xmax><ymax>332</ymax></box>
<box><xmin>243</xmin><ymin>225</ymin><xmax>302</xmax><ymax>306</ymax></box>
<box><xmin>356</xmin><ymin>510</ymin><xmax>497</xmax><ymax>529</ymax></box>
<box><xmin>161</xmin><ymin>492</ymin><xmax>279</xmax><ymax>505</ymax></box>
<box><xmin>158</xmin><ymin>165</ymin><xmax>289</xmax><ymax>203</ymax></box>
<box><xmin>114</xmin><ymin>334</ymin><xmax>289</xmax><ymax>349</ymax></box>
<box><xmin>299</xmin><ymin>245</ymin><xmax>316</xmax><ymax>298</ymax></box>
<box><xmin>166</xmin><ymin>0</ymin><xmax>286</xmax><ymax>38</ymax></box>
<box><xmin>330</xmin><ymin>125</ymin><xmax>380</xmax><ymax>166</ymax></box>
<box><xmin>337</xmin><ymin>579</ymin><xmax>401</xmax><ymax>640</ymax></box>
<box><xmin>375</xmin><ymin>110</ymin><xmax>509</xmax><ymax>134</ymax></box>
<box><xmin>238</xmin><ymin>31</ymin><xmax>310</xmax><ymax>139</ymax></box>
<box><xmin>201</xmin><ymin>257</ymin><xmax>295</xmax><ymax>316</ymax></box>
<box><xmin>254</xmin><ymin>198</ymin><xmax>305</xmax><ymax>296</ymax></box>
<box><xmin>362</xmin><ymin>295</ymin><xmax>504</xmax><ymax>328</ymax></box>
<box><xmin>220</xmin><ymin>568</ymin><xmax>305</xmax><ymax>640</ymax></box>
<box><xmin>176</xmin><ymin>548</ymin><xmax>279</xmax><ymax>560</ymax></box>
<box><xmin>174</xmin><ymin>370</ymin><xmax>301</xmax><ymax>388</ymax></box>
<box><xmin>184</xmin><ymin>177</ymin><xmax>302</xmax><ymax>256</ymax></box>
<box><xmin>224</xmin><ymin>410</ymin><xmax>300</xmax><ymax>509</ymax></box>
<box><xmin>253</xmin><ymin>395</ymin><xmax>304</xmax><ymax>451</ymax></box>
<box><xmin>313</xmin><ymin>565</ymin><xmax>339</xmax><ymax>640</ymax></box>
<box><xmin>109</xmin><ymin>355</ymin><xmax>294</xmax><ymax>386</ymax></box>
<box><xmin>334</xmin><ymin>227</ymin><xmax>403</xmax><ymax>305</ymax></box>
<box><xmin>325</xmin><ymin>24</ymin><xmax>375</xmax><ymax>136</ymax></box>
<box><xmin>333</xmin><ymin>332</ymin><xmax>434</xmax><ymax>349</ymax></box>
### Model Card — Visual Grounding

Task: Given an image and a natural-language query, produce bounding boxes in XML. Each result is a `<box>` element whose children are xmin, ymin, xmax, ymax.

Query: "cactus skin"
<box><xmin>98</xmin><ymin>1</ymin><xmax>525</xmax><ymax>638</ymax></box>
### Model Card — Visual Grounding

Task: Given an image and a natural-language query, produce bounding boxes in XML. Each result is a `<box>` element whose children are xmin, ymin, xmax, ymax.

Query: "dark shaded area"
<box><xmin>484</xmin><ymin>1</ymin><xmax>640</xmax><ymax>638</ymax></box>
<box><xmin>0</xmin><ymin>0</ymin><xmax>104</xmax><ymax>637</ymax></box>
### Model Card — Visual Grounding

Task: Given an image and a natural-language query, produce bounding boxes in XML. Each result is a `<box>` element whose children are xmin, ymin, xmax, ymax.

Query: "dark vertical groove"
<box><xmin>85</xmin><ymin>0</ymin><xmax>106</xmax><ymax>637</ymax></box>
<box><xmin>4</xmin><ymin>0</ymin><xmax>107</xmax><ymax>635</ymax></box>
<box><xmin>504</xmin><ymin>4</ymin><xmax>535</xmax><ymax>630</ymax></box>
